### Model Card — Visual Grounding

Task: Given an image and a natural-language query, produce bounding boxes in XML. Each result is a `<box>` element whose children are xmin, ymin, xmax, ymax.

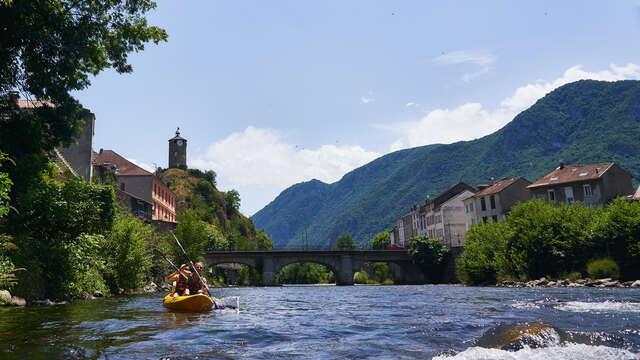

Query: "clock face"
<box><xmin>177</xmin><ymin>140</ymin><xmax>183</xmax><ymax>146</ymax></box>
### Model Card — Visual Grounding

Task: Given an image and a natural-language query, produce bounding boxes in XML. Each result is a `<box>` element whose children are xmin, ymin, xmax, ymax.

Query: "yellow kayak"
<box><xmin>163</xmin><ymin>293</ymin><xmax>215</xmax><ymax>312</ymax></box>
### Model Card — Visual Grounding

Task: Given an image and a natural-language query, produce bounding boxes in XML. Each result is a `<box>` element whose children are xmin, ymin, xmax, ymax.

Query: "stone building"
<box><xmin>463</xmin><ymin>177</ymin><xmax>531</xmax><ymax>228</ymax></box>
<box><xmin>527</xmin><ymin>162</ymin><xmax>634</xmax><ymax>207</ymax></box>
<box><xmin>168</xmin><ymin>128</ymin><xmax>187</xmax><ymax>169</ymax></box>
<box><xmin>9</xmin><ymin>91</ymin><xmax>95</xmax><ymax>182</ymax></box>
<box><xmin>94</xmin><ymin>149</ymin><xmax>176</xmax><ymax>223</ymax></box>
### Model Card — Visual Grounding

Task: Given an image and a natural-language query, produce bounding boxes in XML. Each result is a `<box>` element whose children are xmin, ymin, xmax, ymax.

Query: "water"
<box><xmin>1</xmin><ymin>286</ymin><xmax>639</xmax><ymax>359</ymax></box>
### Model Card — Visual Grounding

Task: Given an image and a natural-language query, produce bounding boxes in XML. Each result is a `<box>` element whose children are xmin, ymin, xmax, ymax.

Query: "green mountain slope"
<box><xmin>252</xmin><ymin>80</ymin><xmax>640</xmax><ymax>249</ymax></box>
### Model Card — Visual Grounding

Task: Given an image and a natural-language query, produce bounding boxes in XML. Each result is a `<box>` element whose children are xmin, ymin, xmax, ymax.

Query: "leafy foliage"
<box><xmin>408</xmin><ymin>235</ymin><xmax>450</xmax><ymax>269</ymax></box>
<box><xmin>457</xmin><ymin>221</ymin><xmax>511</xmax><ymax>285</ymax></box>
<box><xmin>172</xmin><ymin>210</ymin><xmax>209</xmax><ymax>264</ymax></box>
<box><xmin>103</xmin><ymin>212</ymin><xmax>154</xmax><ymax>293</ymax></box>
<box><xmin>333</xmin><ymin>235</ymin><xmax>355</xmax><ymax>250</ymax></box>
<box><xmin>276</xmin><ymin>263</ymin><xmax>334</xmax><ymax>284</ymax></box>
<box><xmin>11</xmin><ymin>176</ymin><xmax>115</xmax><ymax>299</ymax></box>
<box><xmin>0</xmin><ymin>152</ymin><xmax>12</xmax><ymax>219</ymax></box>
<box><xmin>586</xmin><ymin>258</ymin><xmax>620</xmax><ymax>280</ymax></box>
<box><xmin>254</xmin><ymin>80</ymin><xmax>640</xmax><ymax>249</ymax></box>
<box><xmin>371</xmin><ymin>231</ymin><xmax>390</xmax><ymax>250</ymax></box>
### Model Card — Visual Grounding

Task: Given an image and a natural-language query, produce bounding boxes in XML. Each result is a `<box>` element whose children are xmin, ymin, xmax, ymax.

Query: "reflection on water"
<box><xmin>0</xmin><ymin>286</ymin><xmax>639</xmax><ymax>359</ymax></box>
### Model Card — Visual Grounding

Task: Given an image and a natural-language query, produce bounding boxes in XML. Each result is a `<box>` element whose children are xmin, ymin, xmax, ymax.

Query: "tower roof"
<box><xmin>169</xmin><ymin>127</ymin><xmax>186</xmax><ymax>141</ymax></box>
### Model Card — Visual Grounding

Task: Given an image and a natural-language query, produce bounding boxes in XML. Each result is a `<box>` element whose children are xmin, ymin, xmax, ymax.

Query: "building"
<box><xmin>393</xmin><ymin>182</ymin><xmax>475</xmax><ymax>248</ymax></box>
<box><xmin>634</xmin><ymin>185</ymin><xmax>640</xmax><ymax>200</ymax></box>
<box><xmin>168</xmin><ymin>128</ymin><xmax>187</xmax><ymax>169</ymax></box>
<box><xmin>419</xmin><ymin>182</ymin><xmax>476</xmax><ymax>247</ymax></box>
<box><xmin>94</xmin><ymin>149</ymin><xmax>177</xmax><ymax>223</ymax></box>
<box><xmin>9</xmin><ymin>91</ymin><xmax>95</xmax><ymax>182</ymax></box>
<box><xmin>463</xmin><ymin>177</ymin><xmax>531</xmax><ymax>228</ymax></box>
<box><xmin>527</xmin><ymin>162</ymin><xmax>634</xmax><ymax>207</ymax></box>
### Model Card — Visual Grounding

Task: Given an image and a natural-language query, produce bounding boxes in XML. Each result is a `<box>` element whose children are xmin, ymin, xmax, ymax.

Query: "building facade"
<box><xmin>94</xmin><ymin>149</ymin><xmax>177</xmax><ymax>223</ymax></box>
<box><xmin>464</xmin><ymin>177</ymin><xmax>531</xmax><ymax>228</ymax></box>
<box><xmin>527</xmin><ymin>162</ymin><xmax>634</xmax><ymax>207</ymax></box>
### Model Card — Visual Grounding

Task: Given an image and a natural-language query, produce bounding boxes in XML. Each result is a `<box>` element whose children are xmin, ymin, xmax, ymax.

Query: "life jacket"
<box><xmin>175</xmin><ymin>273</ymin><xmax>188</xmax><ymax>295</ymax></box>
<box><xmin>188</xmin><ymin>271</ymin><xmax>203</xmax><ymax>293</ymax></box>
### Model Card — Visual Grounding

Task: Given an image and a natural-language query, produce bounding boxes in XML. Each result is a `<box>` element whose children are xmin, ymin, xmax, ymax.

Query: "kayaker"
<box><xmin>168</xmin><ymin>264</ymin><xmax>191</xmax><ymax>296</ymax></box>
<box><xmin>188</xmin><ymin>262</ymin><xmax>209</xmax><ymax>295</ymax></box>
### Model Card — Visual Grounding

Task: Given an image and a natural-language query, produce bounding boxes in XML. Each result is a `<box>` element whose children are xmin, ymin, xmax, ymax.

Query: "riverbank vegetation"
<box><xmin>457</xmin><ymin>199</ymin><xmax>640</xmax><ymax>285</ymax></box>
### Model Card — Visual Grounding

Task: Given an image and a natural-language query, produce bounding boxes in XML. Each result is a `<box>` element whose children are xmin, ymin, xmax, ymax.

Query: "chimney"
<box><xmin>488</xmin><ymin>177</ymin><xmax>495</xmax><ymax>186</ymax></box>
<box><xmin>99</xmin><ymin>148</ymin><xmax>103</xmax><ymax>154</ymax></box>
<box><xmin>595</xmin><ymin>167</ymin><xmax>599</xmax><ymax>174</ymax></box>
<box><xmin>559</xmin><ymin>160</ymin><xmax>565</xmax><ymax>169</ymax></box>
<box><xmin>8</xmin><ymin>91</ymin><xmax>19</xmax><ymax>104</ymax></box>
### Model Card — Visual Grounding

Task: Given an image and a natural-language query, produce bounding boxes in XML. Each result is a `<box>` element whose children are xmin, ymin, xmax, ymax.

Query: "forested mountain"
<box><xmin>253</xmin><ymin>80</ymin><xmax>640</xmax><ymax>249</ymax></box>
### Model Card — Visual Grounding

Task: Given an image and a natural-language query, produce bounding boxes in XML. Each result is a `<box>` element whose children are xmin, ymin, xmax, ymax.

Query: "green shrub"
<box><xmin>457</xmin><ymin>221</ymin><xmax>511</xmax><ymax>285</ymax></box>
<box><xmin>566</xmin><ymin>271</ymin><xmax>582</xmax><ymax>281</ymax></box>
<box><xmin>371</xmin><ymin>231</ymin><xmax>390</xmax><ymax>250</ymax></box>
<box><xmin>587</xmin><ymin>258</ymin><xmax>620</xmax><ymax>280</ymax></box>
<box><xmin>103</xmin><ymin>212</ymin><xmax>154</xmax><ymax>293</ymax></box>
<box><xmin>353</xmin><ymin>271</ymin><xmax>369</xmax><ymax>284</ymax></box>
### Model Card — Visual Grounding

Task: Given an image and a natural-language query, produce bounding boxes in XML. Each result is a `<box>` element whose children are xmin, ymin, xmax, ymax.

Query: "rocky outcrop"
<box><xmin>497</xmin><ymin>277</ymin><xmax>640</xmax><ymax>288</ymax></box>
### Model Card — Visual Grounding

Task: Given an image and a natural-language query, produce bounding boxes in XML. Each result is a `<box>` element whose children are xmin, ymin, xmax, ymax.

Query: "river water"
<box><xmin>0</xmin><ymin>285</ymin><xmax>639</xmax><ymax>359</ymax></box>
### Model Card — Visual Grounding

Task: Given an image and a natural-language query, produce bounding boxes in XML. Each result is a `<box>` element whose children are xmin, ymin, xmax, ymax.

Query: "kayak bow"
<box><xmin>163</xmin><ymin>293</ymin><xmax>215</xmax><ymax>312</ymax></box>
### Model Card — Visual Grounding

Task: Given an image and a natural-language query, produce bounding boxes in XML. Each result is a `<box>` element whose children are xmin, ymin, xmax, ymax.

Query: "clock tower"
<box><xmin>168</xmin><ymin>127</ymin><xmax>187</xmax><ymax>169</ymax></box>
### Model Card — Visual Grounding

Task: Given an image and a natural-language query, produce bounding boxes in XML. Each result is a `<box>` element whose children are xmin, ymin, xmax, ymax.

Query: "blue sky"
<box><xmin>76</xmin><ymin>1</ymin><xmax>640</xmax><ymax>215</ymax></box>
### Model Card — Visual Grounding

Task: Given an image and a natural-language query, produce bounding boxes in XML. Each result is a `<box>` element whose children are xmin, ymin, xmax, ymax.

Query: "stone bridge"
<box><xmin>203</xmin><ymin>250</ymin><xmax>425</xmax><ymax>285</ymax></box>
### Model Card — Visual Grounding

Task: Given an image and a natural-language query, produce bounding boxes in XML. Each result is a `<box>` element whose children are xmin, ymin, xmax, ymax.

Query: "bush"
<box><xmin>333</xmin><ymin>235</ymin><xmax>356</xmax><ymax>250</ymax></box>
<box><xmin>587</xmin><ymin>258</ymin><xmax>620</xmax><ymax>280</ymax></box>
<box><xmin>457</xmin><ymin>221</ymin><xmax>511</xmax><ymax>285</ymax></box>
<box><xmin>566</xmin><ymin>271</ymin><xmax>582</xmax><ymax>281</ymax></box>
<box><xmin>353</xmin><ymin>271</ymin><xmax>369</xmax><ymax>284</ymax></box>
<box><xmin>103</xmin><ymin>212</ymin><xmax>154</xmax><ymax>293</ymax></box>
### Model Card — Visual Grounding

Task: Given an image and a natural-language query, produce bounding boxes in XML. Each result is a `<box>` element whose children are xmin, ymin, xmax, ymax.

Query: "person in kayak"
<box><xmin>168</xmin><ymin>264</ymin><xmax>191</xmax><ymax>296</ymax></box>
<box><xmin>188</xmin><ymin>262</ymin><xmax>209</xmax><ymax>295</ymax></box>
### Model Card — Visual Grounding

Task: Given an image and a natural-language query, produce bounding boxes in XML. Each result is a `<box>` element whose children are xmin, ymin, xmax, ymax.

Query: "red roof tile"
<box><xmin>527</xmin><ymin>163</ymin><xmax>614</xmax><ymax>189</ymax></box>
<box><xmin>94</xmin><ymin>150</ymin><xmax>152</xmax><ymax>176</ymax></box>
<box><xmin>473</xmin><ymin>177</ymin><xmax>529</xmax><ymax>197</ymax></box>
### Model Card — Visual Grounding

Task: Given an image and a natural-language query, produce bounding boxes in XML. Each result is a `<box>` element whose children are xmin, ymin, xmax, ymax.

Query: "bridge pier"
<box><xmin>337</xmin><ymin>255</ymin><xmax>354</xmax><ymax>285</ymax></box>
<box><xmin>262</xmin><ymin>256</ymin><xmax>276</xmax><ymax>286</ymax></box>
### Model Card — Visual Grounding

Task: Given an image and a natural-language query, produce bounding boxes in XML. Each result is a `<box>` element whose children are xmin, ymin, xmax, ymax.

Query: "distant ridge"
<box><xmin>253</xmin><ymin>80</ymin><xmax>640</xmax><ymax>249</ymax></box>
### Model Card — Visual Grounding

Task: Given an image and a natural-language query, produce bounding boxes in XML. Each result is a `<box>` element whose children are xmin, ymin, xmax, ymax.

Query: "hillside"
<box><xmin>161</xmin><ymin>168</ymin><xmax>265</xmax><ymax>250</ymax></box>
<box><xmin>253</xmin><ymin>80</ymin><xmax>640</xmax><ymax>249</ymax></box>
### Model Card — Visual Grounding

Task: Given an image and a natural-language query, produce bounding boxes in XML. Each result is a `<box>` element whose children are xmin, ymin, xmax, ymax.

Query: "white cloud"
<box><xmin>405</xmin><ymin>102</ymin><xmax>415</xmax><ymax>108</ymax></box>
<box><xmin>462</xmin><ymin>66</ymin><xmax>490</xmax><ymax>83</ymax></box>
<box><xmin>432</xmin><ymin>50</ymin><xmax>494</xmax><ymax>66</ymax></box>
<box><xmin>191</xmin><ymin>126</ymin><xmax>381</xmax><ymax>214</ymax></box>
<box><xmin>361</xmin><ymin>96</ymin><xmax>374</xmax><ymax>104</ymax></box>
<box><xmin>384</xmin><ymin>63</ymin><xmax>640</xmax><ymax>151</ymax></box>
<box><xmin>127</xmin><ymin>158</ymin><xmax>155</xmax><ymax>173</ymax></box>
<box><xmin>501</xmin><ymin>63</ymin><xmax>640</xmax><ymax>112</ymax></box>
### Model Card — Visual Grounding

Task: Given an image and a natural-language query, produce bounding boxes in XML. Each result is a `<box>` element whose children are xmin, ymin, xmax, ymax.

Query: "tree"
<box><xmin>256</xmin><ymin>229</ymin><xmax>273</xmax><ymax>251</ymax></box>
<box><xmin>224</xmin><ymin>189</ymin><xmax>241</xmax><ymax>215</ymax></box>
<box><xmin>0</xmin><ymin>0</ymin><xmax>167</xmax><ymax>223</ymax></box>
<box><xmin>173</xmin><ymin>210</ymin><xmax>209</xmax><ymax>264</ymax></box>
<box><xmin>0</xmin><ymin>152</ymin><xmax>12</xmax><ymax>219</ymax></box>
<box><xmin>457</xmin><ymin>221</ymin><xmax>511</xmax><ymax>285</ymax></box>
<box><xmin>408</xmin><ymin>235</ymin><xmax>449</xmax><ymax>271</ymax></box>
<box><xmin>371</xmin><ymin>231</ymin><xmax>390</xmax><ymax>250</ymax></box>
<box><xmin>333</xmin><ymin>235</ymin><xmax>355</xmax><ymax>251</ymax></box>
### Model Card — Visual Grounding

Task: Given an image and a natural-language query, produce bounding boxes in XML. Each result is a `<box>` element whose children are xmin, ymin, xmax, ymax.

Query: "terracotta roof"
<box><xmin>528</xmin><ymin>163</ymin><xmax>614</xmax><ymax>189</ymax></box>
<box><xmin>94</xmin><ymin>150</ymin><xmax>152</xmax><ymax>176</ymax></box>
<box><xmin>16</xmin><ymin>99</ymin><xmax>56</xmax><ymax>109</ymax></box>
<box><xmin>473</xmin><ymin>177</ymin><xmax>529</xmax><ymax>197</ymax></box>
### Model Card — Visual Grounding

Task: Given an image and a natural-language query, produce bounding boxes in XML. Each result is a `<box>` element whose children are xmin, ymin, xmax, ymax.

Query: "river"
<box><xmin>0</xmin><ymin>285</ymin><xmax>639</xmax><ymax>359</ymax></box>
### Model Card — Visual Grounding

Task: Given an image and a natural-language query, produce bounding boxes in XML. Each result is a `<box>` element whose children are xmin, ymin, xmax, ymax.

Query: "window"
<box><xmin>480</xmin><ymin>197</ymin><xmax>486</xmax><ymax>211</ymax></box>
<box><xmin>492</xmin><ymin>215</ymin><xmax>498</xmax><ymax>222</ymax></box>
<box><xmin>120</xmin><ymin>183</ymin><xmax>125</xmax><ymax>191</ymax></box>
<box><xmin>482</xmin><ymin>216</ymin><xmax>488</xmax><ymax>223</ymax></box>
<box><xmin>584</xmin><ymin>184</ymin><xmax>593</xmax><ymax>197</ymax></box>
<box><xmin>469</xmin><ymin>202</ymin><xmax>473</xmax><ymax>212</ymax></box>
<box><xmin>564</xmin><ymin>186</ymin><xmax>574</xmax><ymax>205</ymax></box>
<box><xmin>490</xmin><ymin>195</ymin><xmax>496</xmax><ymax>209</ymax></box>
<box><xmin>547</xmin><ymin>190</ymin><xmax>556</xmax><ymax>202</ymax></box>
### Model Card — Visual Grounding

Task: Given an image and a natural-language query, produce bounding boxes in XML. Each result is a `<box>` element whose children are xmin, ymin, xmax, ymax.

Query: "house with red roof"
<box><xmin>463</xmin><ymin>177</ymin><xmax>531</xmax><ymax>228</ymax></box>
<box><xmin>527</xmin><ymin>162</ymin><xmax>634</xmax><ymax>207</ymax></box>
<box><xmin>94</xmin><ymin>149</ymin><xmax>176</xmax><ymax>223</ymax></box>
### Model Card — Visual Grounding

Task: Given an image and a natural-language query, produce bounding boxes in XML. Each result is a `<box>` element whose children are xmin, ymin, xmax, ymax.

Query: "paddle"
<box><xmin>169</xmin><ymin>231</ymin><xmax>214</xmax><ymax>300</ymax></box>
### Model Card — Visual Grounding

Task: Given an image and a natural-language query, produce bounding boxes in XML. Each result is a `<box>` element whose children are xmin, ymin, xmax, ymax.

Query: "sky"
<box><xmin>75</xmin><ymin>1</ymin><xmax>640</xmax><ymax>216</ymax></box>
